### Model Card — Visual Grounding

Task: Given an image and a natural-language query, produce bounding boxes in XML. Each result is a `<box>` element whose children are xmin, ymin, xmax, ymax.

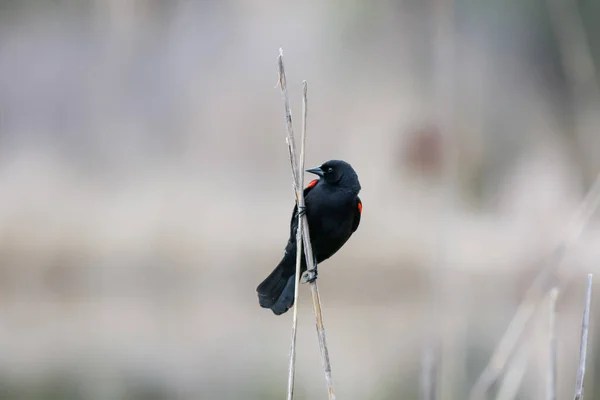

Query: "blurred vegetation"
<box><xmin>0</xmin><ymin>0</ymin><xmax>599</xmax><ymax>399</ymax></box>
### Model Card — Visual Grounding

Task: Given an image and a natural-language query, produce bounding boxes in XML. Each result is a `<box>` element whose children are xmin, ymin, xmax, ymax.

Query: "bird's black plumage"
<box><xmin>256</xmin><ymin>160</ymin><xmax>362</xmax><ymax>315</ymax></box>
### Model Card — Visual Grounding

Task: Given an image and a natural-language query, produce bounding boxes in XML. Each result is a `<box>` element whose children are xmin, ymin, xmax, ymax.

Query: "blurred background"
<box><xmin>0</xmin><ymin>0</ymin><xmax>600</xmax><ymax>399</ymax></box>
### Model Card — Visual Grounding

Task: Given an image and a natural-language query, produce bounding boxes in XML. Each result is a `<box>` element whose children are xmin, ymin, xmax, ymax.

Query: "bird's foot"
<box><xmin>302</xmin><ymin>268</ymin><xmax>318</xmax><ymax>283</ymax></box>
<box><xmin>295</xmin><ymin>205</ymin><xmax>307</xmax><ymax>219</ymax></box>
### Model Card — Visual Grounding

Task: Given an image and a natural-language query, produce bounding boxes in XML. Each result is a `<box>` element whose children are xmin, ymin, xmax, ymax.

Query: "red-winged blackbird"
<box><xmin>257</xmin><ymin>160</ymin><xmax>362</xmax><ymax>315</ymax></box>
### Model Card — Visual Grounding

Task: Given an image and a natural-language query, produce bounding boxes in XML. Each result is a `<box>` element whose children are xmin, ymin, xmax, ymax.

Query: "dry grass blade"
<box><xmin>574</xmin><ymin>274</ymin><xmax>593</xmax><ymax>400</ymax></box>
<box><xmin>277</xmin><ymin>49</ymin><xmax>336</xmax><ymax>400</ymax></box>
<box><xmin>495</xmin><ymin>339</ymin><xmax>530</xmax><ymax>400</ymax></box>
<box><xmin>469</xmin><ymin>172</ymin><xmax>600</xmax><ymax>400</ymax></box>
<box><xmin>547</xmin><ymin>288</ymin><xmax>559</xmax><ymax>400</ymax></box>
<box><xmin>469</xmin><ymin>269</ymin><xmax>553</xmax><ymax>400</ymax></box>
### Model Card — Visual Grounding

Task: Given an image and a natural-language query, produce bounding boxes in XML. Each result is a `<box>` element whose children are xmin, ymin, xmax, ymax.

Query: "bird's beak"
<box><xmin>306</xmin><ymin>166</ymin><xmax>324</xmax><ymax>177</ymax></box>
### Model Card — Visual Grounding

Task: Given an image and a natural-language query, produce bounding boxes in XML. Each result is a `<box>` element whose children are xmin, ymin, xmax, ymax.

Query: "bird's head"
<box><xmin>306</xmin><ymin>160</ymin><xmax>361</xmax><ymax>193</ymax></box>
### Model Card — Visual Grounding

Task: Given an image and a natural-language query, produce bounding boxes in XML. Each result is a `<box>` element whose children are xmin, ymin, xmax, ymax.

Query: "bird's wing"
<box><xmin>352</xmin><ymin>196</ymin><xmax>362</xmax><ymax>232</ymax></box>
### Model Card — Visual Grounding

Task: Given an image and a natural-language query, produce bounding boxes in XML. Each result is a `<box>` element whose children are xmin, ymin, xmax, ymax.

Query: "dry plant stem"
<box><xmin>278</xmin><ymin>47</ymin><xmax>301</xmax><ymax>400</ymax></box>
<box><xmin>574</xmin><ymin>274</ymin><xmax>593</xmax><ymax>400</ymax></box>
<box><xmin>299</xmin><ymin>80</ymin><xmax>309</xmax><ymax>281</ymax></box>
<box><xmin>547</xmin><ymin>288</ymin><xmax>559</xmax><ymax>400</ymax></box>
<box><xmin>286</xmin><ymin>214</ymin><xmax>303</xmax><ymax>400</ymax></box>
<box><xmin>495</xmin><ymin>339</ymin><xmax>531</xmax><ymax>400</ymax></box>
<box><xmin>469</xmin><ymin>172</ymin><xmax>600</xmax><ymax>400</ymax></box>
<box><xmin>277</xmin><ymin>49</ymin><xmax>336</xmax><ymax>400</ymax></box>
<box><xmin>470</xmin><ymin>295</ymin><xmax>540</xmax><ymax>400</ymax></box>
<box><xmin>498</xmin><ymin>290</ymin><xmax>556</xmax><ymax>400</ymax></box>
<box><xmin>286</xmin><ymin>81</ymin><xmax>308</xmax><ymax>400</ymax></box>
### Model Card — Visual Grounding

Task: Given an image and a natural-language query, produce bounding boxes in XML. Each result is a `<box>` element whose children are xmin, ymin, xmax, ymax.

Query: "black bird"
<box><xmin>256</xmin><ymin>159</ymin><xmax>362</xmax><ymax>315</ymax></box>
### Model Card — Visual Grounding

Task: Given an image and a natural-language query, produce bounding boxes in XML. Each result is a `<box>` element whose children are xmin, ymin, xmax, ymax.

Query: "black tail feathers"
<box><xmin>257</xmin><ymin>259</ymin><xmax>299</xmax><ymax>315</ymax></box>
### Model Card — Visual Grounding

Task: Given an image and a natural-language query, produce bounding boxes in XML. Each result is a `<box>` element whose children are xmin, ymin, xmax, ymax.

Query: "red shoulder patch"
<box><xmin>357</xmin><ymin>200</ymin><xmax>362</xmax><ymax>214</ymax></box>
<box><xmin>307</xmin><ymin>179</ymin><xmax>318</xmax><ymax>189</ymax></box>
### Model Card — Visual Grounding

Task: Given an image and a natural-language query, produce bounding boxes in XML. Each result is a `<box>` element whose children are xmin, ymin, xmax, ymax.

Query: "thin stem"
<box><xmin>278</xmin><ymin>49</ymin><xmax>336</xmax><ymax>400</ymax></box>
<box><xmin>574</xmin><ymin>274</ymin><xmax>593</xmax><ymax>400</ymax></box>
<box><xmin>286</xmin><ymin>81</ymin><xmax>308</xmax><ymax>400</ymax></box>
<box><xmin>495</xmin><ymin>339</ymin><xmax>530</xmax><ymax>400</ymax></box>
<box><xmin>548</xmin><ymin>288</ymin><xmax>559</xmax><ymax>400</ymax></box>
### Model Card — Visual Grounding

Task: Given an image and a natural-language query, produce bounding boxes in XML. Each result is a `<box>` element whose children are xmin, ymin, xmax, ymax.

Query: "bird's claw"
<box><xmin>302</xmin><ymin>268</ymin><xmax>318</xmax><ymax>283</ymax></box>
<box><xmin>295</xmin><ymin>206</ymin><xmax>307</xmax><ymax>219</ymax></box>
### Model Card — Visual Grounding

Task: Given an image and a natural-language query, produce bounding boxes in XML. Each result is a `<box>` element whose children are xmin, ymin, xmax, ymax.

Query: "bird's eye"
<box><xmin>327</xmin><ymin>168</ymin><xmax>333</xmax><ymax>173</ymax></box>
